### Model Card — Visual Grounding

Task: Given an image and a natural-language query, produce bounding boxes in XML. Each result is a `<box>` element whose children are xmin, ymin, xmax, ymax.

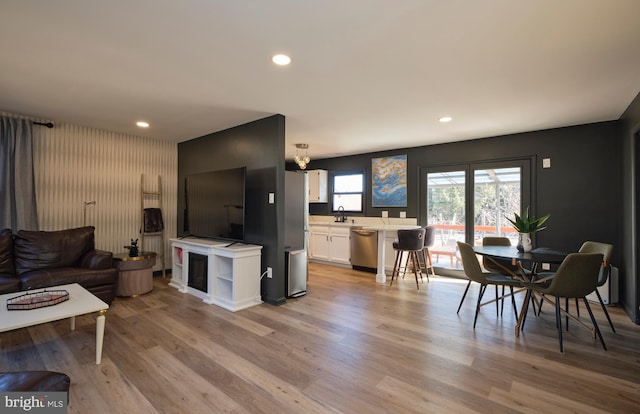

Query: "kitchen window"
<box><xmin>332</xmin><ymin>173</ymin><xmax>363</xmax><ymax>212</ymax></box>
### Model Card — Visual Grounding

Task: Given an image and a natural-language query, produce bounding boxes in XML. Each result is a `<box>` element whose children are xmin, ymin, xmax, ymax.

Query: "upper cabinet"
<box><xmin>308</xmin><ymin>169</ymin><xmax>328</xmax><ymax>203</ymax></box>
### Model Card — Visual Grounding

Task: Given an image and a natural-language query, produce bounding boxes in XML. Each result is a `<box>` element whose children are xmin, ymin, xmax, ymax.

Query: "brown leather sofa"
<box><xmin>0</xmin><ymin>226</ymin><xmax>117</xmax><ymax>305</ymax></box>
<box><xmin>0</xmin><ymin>371</ymin><xmax>71</xmax><ymax>393</ymax></box>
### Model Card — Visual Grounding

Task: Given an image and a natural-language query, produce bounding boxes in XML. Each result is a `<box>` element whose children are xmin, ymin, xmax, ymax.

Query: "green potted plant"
<box><xmin>506</xmin><ymin>207</ymin><xmax>550</xmax><ymax>252</ymax></box>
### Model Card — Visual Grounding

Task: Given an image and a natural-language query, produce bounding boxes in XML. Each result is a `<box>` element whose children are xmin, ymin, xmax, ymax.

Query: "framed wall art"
<box><xmin>372</xmin><ymin>154</ymin><xmax>407</xmax><ymax>207</ymax></box>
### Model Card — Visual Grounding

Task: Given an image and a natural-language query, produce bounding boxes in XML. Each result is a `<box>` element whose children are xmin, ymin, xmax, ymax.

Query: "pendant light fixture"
<box><xmin>294</xmin><ymin>143</ymin><xmax>311</xmax><ymax>170</ymax></box>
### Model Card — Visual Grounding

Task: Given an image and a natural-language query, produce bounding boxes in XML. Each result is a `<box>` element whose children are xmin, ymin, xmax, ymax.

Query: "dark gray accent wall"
<box><xmin>621</xmin><ymin>91</ymin><xmax>640</xmax><ymax>323</ymax></box>
<box><xmin>178</xmin><ymin>115</ymin><xmax>287</xmax><ymax>305</ymax></box>
<box><xmin>293</xmin><ymin>121</ymin><xmax>633</xmax><ymax>320</ymax></box>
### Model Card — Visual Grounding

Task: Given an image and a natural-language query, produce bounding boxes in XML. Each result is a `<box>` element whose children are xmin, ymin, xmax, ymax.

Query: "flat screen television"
<box><xmin>184</xmin><ymin>167</ymin><xmax>246</xmax><ymax>242</ymax></box>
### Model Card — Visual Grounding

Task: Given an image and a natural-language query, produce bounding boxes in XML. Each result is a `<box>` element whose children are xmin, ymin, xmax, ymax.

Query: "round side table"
<box><xmin>113</xmin><ymin>251</ymin><xmax>157</xmax><ymax>297</ymax></box>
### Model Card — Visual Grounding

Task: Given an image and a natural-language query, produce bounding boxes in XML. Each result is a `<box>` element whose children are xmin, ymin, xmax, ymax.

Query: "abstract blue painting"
<box><xmin>372</xmin><ymin>155</ymin><xmax>407</xmax><ymax>207</ymax></box>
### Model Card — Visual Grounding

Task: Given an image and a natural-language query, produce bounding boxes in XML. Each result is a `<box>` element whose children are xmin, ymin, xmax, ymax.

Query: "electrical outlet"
<box><xmin>382</xmin><ymin>211</ymin><xmax>388</xmax><ymax>218</ymax></box>
<box><xmin>267</xmin><ymin>267</ymin><xmax>273</xmax><ymax>278</ymax></box>
<box><xmin>541</xmin><ymin>263</ymin><xmax>550</xmax><ymax>270</ymax></box>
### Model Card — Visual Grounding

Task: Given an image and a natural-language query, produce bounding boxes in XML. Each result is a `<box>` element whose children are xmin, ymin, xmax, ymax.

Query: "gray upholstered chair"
<box><xmin>526</xmin><ymin>252</ymin><xmax>606</xmax><ymax>352</ymax></box>
<box><xmin>481</xmin><ymin>237</ymin><xmax>518</xmax><ymax>274</ymax></box>
<box><xmin>390</xmin><ymin>228</ymin><xmax>426</xmax><ymax>289</ymax></box>
<box><xmin>457</xmin><ymin>242</ymin><xmax>524</xmax><ymax>328</ymax></box>
<box><xmin>538</xmin><ymin>241</ymin><xmax>615</xmax><ymax>333</ymax></box>
<box><xmin>457</xmin><ymin>237</ymin><xmax>520</xmax><ymax>315</ymax></box>
<box><xmin>578</xmin><ymin>241</ymin><xmax>615</xmax><ymax>332</ymax></box>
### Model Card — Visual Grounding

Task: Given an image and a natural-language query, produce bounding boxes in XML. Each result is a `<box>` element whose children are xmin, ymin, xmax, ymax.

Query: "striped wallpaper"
<box><xmin>27</xmin><ymin>119</ymin><xmax>177</xmax><ymax>273</ymax></box>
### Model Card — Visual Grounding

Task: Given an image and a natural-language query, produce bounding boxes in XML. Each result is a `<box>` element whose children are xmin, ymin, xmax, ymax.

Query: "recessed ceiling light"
<box><xmin>439</xmin><ymin>116</ymin><xmax>453</xmax><ymax>123</ymax></box>
<box><xmin>136</xmin><ymin>121</ymin><xmax>150</xmax><ymax>128</ymax></box>
<box><xmin>272</xmin><ymin>54</ymin><xmax>291</xmax><ymax>66</ymax></box>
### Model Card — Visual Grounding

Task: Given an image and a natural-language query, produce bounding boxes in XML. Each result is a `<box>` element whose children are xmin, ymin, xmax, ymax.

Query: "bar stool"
<box><xmin>420</xmin><ymin>226</ymin><xmax>437</xmax><ymax>278</ymax></box>
<box><xmin>390</xmin><ymin>228</ymin><xmax>426</xmax><ymax>289</ymax></box>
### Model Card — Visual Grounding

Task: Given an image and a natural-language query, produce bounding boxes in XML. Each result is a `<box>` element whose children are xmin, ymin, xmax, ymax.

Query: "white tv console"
<box><xmin>169</xmin><ymin>237</ymin><xmax>263</xmax><ymax>312</ymax></box>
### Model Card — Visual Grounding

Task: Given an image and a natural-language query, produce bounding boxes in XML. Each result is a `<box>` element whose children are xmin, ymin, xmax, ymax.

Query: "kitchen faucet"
<box><xmin>335</xmin><ymin>206</ymin><xmax>347</xmax><ymax>223</ymax></box>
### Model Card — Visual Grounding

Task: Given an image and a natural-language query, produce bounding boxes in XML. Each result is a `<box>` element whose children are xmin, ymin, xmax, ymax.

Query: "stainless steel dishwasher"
<box><xmin>350</xmin><ymin>226</ymin><xmax>378</xmax><ymax>272</ymax></box>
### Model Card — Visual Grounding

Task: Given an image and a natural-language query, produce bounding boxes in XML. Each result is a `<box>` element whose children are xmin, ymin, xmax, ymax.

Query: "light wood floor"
<box><xmin>2</xmin><ymin>262</ymin><xmax>639</xmax><ymax>413</ymax></box>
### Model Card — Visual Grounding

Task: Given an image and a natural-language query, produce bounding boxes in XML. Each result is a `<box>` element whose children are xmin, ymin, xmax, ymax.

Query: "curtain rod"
<box><xmin>32</xmin><ymin>121</ymin><xmax>54</xmax><ymax>128</ymax></box>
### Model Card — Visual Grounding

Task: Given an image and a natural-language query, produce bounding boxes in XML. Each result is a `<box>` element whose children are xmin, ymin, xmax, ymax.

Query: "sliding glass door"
<box><xmin>425</xmin><ymin>169</ymin><xmax>466</xmax><ymax>269</ymax></box>
<box><xmin>473</xmin><ymin>166</ymin><xmax>522</xmax><ymax>246</ymax></box>
<box><xmin>421</xmin><ymin>159</ymin><xmax>531</xmax><ymax>270</ymax></box>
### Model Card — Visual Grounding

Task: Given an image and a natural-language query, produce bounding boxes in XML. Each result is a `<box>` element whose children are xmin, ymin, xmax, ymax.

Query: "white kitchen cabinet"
<box><xmin>309</xmin><ymin>225</ymin><xmax>330</xmax><ymax>260</ymax></box>
<box><xmin>309</xmin><ymin>224</ymin><xmax>351</xmax><ymax>267</ymax></box>
<box><xmin>308</xmin><ymin>169</ymin><xmax>328</xmax><ymax>203</ymax></box>
<box><xmin>328</xmin><ymin>226</ymin><xmax>351</xmax><ymax>265</ymax></box>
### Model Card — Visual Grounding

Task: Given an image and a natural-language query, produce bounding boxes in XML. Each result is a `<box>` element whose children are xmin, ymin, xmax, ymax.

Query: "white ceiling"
<box><xmin>2</xmin><ymin>1</ymin><xmax>640</xmax><ymax>161</ymax></box>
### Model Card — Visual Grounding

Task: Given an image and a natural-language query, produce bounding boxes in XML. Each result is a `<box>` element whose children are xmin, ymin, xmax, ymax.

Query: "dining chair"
<box><xmin>457</xmin><ymin>237</ymin><xmax>523</xmax><ymax>315</ymax></box>
<box><xmin>578</xmin><ymin>241</ymin><xmax>615</xmax><ymax>332</ymax></box>
<box><xmin>537</xmin><ymin>241</ymin><xmax>615</xmax><ymax>332</ymax></box>
<box><xmin>390</xmin><ymin>228</ymin><xmax>426</xmax><ymax>289</ymax></box>
<box><xmin>525</xmin><ymin>252</ymin><xmax>606</xmax><ymax>352</ymax></box>
<box><xmin>456</xmin><ymin>242</ymin><xmax>524</xmax><ymax>328</ymax></box>
<box><xmin>481</xmin><ymin>237</ymin><xmax>518</xmax><ymax>273</ymax></box>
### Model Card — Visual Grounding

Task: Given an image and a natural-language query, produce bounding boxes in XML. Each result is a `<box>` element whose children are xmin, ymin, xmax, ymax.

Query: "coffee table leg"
<box><xmin>70</xmin><ymin>316</ymin><xmax>76</xmax><ymax>331</ymax></box>
<box><xmin>96</xmin><ymin>310</ymin><xmax>107</xmax><ymax>365</ymax></box>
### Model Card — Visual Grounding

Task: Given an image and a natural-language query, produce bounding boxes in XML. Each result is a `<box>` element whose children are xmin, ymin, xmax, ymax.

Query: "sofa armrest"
<box><xmin>80</xmin><ymin>249</ymin><xmax>114</xmax><ymax>270</ymax></box>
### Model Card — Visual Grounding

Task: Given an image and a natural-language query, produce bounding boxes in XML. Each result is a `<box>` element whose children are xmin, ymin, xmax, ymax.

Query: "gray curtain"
<box><xmin>0</xmin><ymin>117</ymin><xmax>38</xmax><ymax>230</ymax></box>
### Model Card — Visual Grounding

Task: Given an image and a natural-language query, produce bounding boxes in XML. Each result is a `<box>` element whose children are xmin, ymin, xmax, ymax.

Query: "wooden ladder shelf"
<box><xmin>141</xmin><ymin>174</ymin><xmax>166</xmax><ymax>277</ymax></box>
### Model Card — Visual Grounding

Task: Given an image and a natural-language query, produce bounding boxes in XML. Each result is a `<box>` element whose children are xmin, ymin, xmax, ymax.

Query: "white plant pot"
<box><xmin>517</xmin><ymin>233</ymin><xmax>533</xmax><ymax>252</ymax></box>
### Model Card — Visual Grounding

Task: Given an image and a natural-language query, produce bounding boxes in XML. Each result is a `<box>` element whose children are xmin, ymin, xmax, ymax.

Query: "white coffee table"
<box><xmin>0</xmin><ymin>283</ymin><xmax>109</xmax><ymax>365</ymax></box>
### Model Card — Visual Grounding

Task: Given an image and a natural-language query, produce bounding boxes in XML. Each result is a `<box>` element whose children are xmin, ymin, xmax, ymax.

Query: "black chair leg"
<box><xmin>565</xmin><ymin>297</ymin><xmax>570</xmax><ymax>331</ymax></box>
<box><xmin>555</xmin><ymin>296</ymin><xmax>563</xmax><ymax>353</ymax></box>
<box><xmin>595</xmin><ymin>289</ymin><xmax>616</xmax><ymax>332</ymax></box>
<box><xmin>530</xmin><ymin>292</ymin><xmax>538</xmax><ymax>315</ymax></box>
<box><xmin>457</xmin><ymin>280</ymin><xmax>472</xmax><ymax>314</ymax></box>
<box><xmin>529</xmin><ymin>291</ymin><xmax>538</xmax><ymax>316</ymax></box>
<box><xmin>495</xmin><ymin>285</ymin><xmax>499</xmax><ymax>317</ymax></box>
<box><xmin>473</xmin><ymin>284</ymin><xmax>487</xmax><ymax>329</ymax></box>
<box><xmin>521</xmin><ymin>289</ymin><xmax>532</xmax><ymax>331</ymax></box>
<box><xmin>500</xmin><ymin>285</ymin><xmax>505</xmax><ymax>316</ymax></box>
<box><xmin>582</xmin><ymin>297</ymin><xmax>607</xmax><ymax>351</ymax></box>
<box><xmin>538</xmin><ymin>294</ymin><xmax>545</xmax><ymax>316</ymax></box>
<box><xmin>509</xmin><ymin>286</ymin><xmax>518</xmax><ymax>319</ymax></box>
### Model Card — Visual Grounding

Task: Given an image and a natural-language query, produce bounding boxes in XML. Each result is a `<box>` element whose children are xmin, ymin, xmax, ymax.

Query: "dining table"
<box><xmin>472</xmin><ymin>245</ymin><xmax>568</xmax><ymax>336</ymax></box>
<box><xmin>361</xmin><ymin>224</ymin><xmax>421</xmax><ymax>283</ymax></box>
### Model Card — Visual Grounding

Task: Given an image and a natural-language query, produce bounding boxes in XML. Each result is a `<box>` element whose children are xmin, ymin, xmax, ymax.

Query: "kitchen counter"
<box><xmin>361</xmin><ymin>224</ymin><xmax>420</xmax><ymax>231</ymax></box>
<box><xmin>362</xmin><ymin>224</ymin><xmax>421</xmax><ymax>283</ymax></box>
<box><xmin>309</xmin><ymin>222</ymin><xmax>354</xmax><ymax>228</ymax></box>
<box><xmin>308</xmin><ymin>217</ymin><xmax>420</xmax><ymax>279</ymax></box>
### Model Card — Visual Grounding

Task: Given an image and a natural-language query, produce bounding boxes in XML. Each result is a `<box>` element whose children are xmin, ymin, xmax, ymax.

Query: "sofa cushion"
<box><xmin>14</xmin><ymin>226</ymin><xmax>95</xmax><ymax>275</ymax></box>
<box><xmin>0</xmin><ymin>228</ymin><xmax>15</xmax><ymax>277</ymax></box>
<box><xmin>19</xmin><ymin>267</ymin><xmax>117</xmax><ymax>291</ymax></box>
<box><xmin>0</xmin><ymin>276</ymin><xmax>21</xmax><ymax>294</ymax></box>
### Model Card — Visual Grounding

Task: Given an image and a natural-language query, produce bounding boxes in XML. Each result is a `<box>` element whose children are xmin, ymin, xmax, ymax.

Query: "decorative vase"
<box><xmin>517</xmin><ymin>233</ymin><xmax>533</xmax><ymax>253</ymax></box>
